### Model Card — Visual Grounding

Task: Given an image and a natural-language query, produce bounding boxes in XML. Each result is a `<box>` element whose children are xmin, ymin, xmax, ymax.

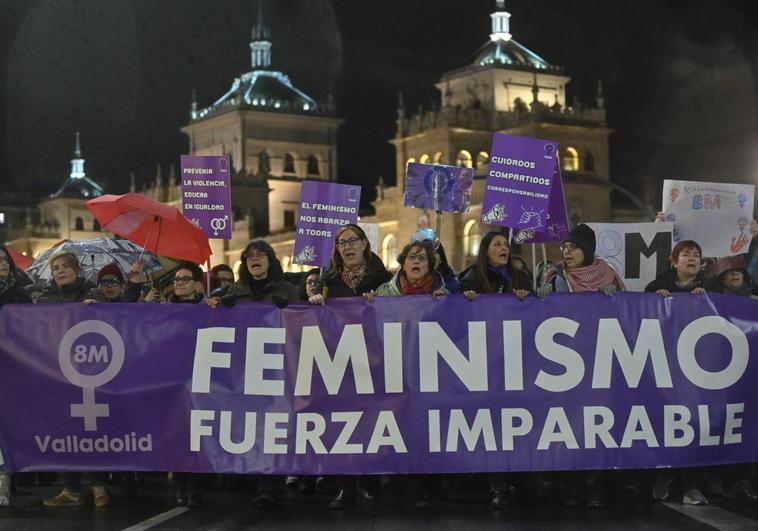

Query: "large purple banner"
<box><xmin>0</xmin><ymin>293</ymin><xmax>756</xmax><ymax>474</ymax></box>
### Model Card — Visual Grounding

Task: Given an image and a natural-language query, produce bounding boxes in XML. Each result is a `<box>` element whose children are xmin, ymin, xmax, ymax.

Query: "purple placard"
<box><xmin>294</xmin><ymin>181</ymin><xmax>361</xmax><ymax>267</ymax></box>
<box><xmin>403</xmin><ymin>163</ymin><xmax>473</xmax><ymax>213</ymax></box>
<box><xmin>514</xmin><ymin>166</ymin><xmax>570</xmax><ymax>244</ymax></box>
<box><xmin>180</xmin><ymin>155</ymin><xmax>232</xmax><ymax>240</ymax></box>
<box><xmin>0</xmin><ymin>293</ymin><xmax>756</xmax><ymax>474</ymax></box>
<box><xmin>481</xmin><ymin>133</ymin><xmax>558</xmax><ymax>230</ymax></box>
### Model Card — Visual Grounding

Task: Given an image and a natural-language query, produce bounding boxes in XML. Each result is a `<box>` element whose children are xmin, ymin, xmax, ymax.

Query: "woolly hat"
<box><xmin>562</xmin><ymin>223</ymin><xmax>596</xmax><ymax>260</ymax></box>
<box><xmin>715</xmin><ymin>256</ymin><xmax>746</xmax><ymax>278</ymax></box>
<box><xmin>97</xmin><ymin>263</ymin><xmax>125</xmax><ymax>284</ymax></box>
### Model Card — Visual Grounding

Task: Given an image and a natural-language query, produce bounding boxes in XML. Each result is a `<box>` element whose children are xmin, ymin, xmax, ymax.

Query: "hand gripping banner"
<box><xmin>0</xmin><ymin>293</ymin><xmax>756</xmax><ymax>474</ymax></box>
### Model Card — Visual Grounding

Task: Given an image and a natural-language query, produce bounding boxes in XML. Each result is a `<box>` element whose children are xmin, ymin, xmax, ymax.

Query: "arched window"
<box><xmin>93</xmin><ymin>220</ymin><xmax>100</xmax><ymax>231</ymax></box>
<box><xmin>281</xmin><ymin>256</ymin><xmax>290</xmax><ymax>272</ymax></box>
<box><xmin>382</xmin><ymin>234</ymin><xmax>398</xmax><ymax>269</ymax></box>
<box><xmin>456</xmin><ymin>150</ymin><xmax>473</xmax><ymax>168</ymax></box>
<box><xmin>584</xmin><ymin>152</ymin><xmax>595</xmax><ymax>172</ymax></box>
<box><xmin>233</xmin><ymin>260</ymin><xmax>242</xmax><ymax>277</ymax></box>
<box><xmin>476</xmin><ymin>151</ymin><xmax>489</xmax><ymax>169</ymax></box>
<box><xmin>433</xmin><ymin>152</ymin><xmax>443</xmax><ymax>163</ymax></box>
<box><xmin>307</xmin><ymin>155</ymin><xmax>320</xmax><ymax>176</ymax></box>
<box><xmin>258</xmin><ymin>150</ymin><xmax>270</xmax><ymax>176</ymax></box>
<box><xmin>463</xmin><ymin>219</ymin><xmax>481</xmax><ymax>256</ymax></box>
<box><xmin>419</xmin><ymin>154</ymin><xmax>430</xmax><ymax>164</ymax></box>
<box><xmin>561</xmin><ymin>147</ymin><xmax>579</xmax><ymax>172</ymax></box>
<box><xmin>283</xmin><ymin>153</ymin><xmax>295</xmax><ymax>174</ymax></box>
<box><xmin>406</xmin><ymin>157</ymin><xmax>416</xmax><ymax>168</ymax></box>
<box><xmin>75</xmin><ymin>217</ymin><xmax>84</xmax><ymax>231</ymax></box>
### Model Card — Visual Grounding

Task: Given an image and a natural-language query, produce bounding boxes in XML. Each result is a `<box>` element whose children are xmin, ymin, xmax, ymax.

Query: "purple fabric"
<box><xmin>180</xmin><ymin>155</ymin><xmax>233</xmax><ymax>240</ymax></box>
<box><xmin>293</xmin><ymin>181</ymin><xmax>361</xmax><ymax>268</ymax></box>
<box><xmin>482</xmin><ymin>133</ymin><xmax>558</xmax><ymax>231</ymax></box>
<box><xmin>0</xmin><ymin>293</ymin><xmax>756</xmax><ymax>474</ymax></box>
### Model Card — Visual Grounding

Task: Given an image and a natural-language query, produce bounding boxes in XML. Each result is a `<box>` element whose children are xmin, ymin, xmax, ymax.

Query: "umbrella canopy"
<box><xmin>5</xmin><ymin>247</ymin><xmax>33</xmax><ymax>270</ymax></box>
<box><xmin>26</xmin><ymin>237</ymin><xmax>173</xmax><ymax>284</ymax></box>
<box><xmin>85</xmin><ymin>193</ymin><xmax>212</xmax><ymax>264</ymax></box>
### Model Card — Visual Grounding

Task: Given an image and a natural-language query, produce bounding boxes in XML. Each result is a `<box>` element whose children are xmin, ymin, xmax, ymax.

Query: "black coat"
<box><xmin>0</xmin><ymin>274</ymin><xmax>32</xmax><ymax>305</ymax></box>
<box><xmin>220</xmin><ymin>277</ymin><xmax>298</xmax><ymax>306</ymax></box>
<box><xmin>458</xmin><ymin>264</ymin><xmax>534</xmax><ymax>294</ymax></box>
<box><xmin>644</xmin><ymin>268</ymin><xmax>708</xmax><ymax>293</ymax></box>
<box><xmin>36</xmin><ymin>278</ymin><xmax>105</xmax><ymax>303</ymax></box>
<box><xmin>322</xmin><ymin>252</ymin><xmax>391</xmax><ymax>298</ymax></box>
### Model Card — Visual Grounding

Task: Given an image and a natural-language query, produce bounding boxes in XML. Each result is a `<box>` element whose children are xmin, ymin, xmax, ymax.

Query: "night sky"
<box><xmin>1</xmin><ymin>0</ymin><xmax>757</xmax><ymax>208</ymax></box>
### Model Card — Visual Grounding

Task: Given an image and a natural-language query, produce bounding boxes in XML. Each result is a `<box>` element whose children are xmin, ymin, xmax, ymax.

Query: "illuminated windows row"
<box><xmin>407</xmin><ymin>147</ymin><xmax>595</xmax><ymax>173</ymax></box>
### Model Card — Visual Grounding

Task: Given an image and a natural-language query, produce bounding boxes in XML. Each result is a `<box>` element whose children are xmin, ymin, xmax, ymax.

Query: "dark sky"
<box><xmin>1</xmin><ymin>0</ymin><xmax>757</xmax><ymax>208</ymax></box>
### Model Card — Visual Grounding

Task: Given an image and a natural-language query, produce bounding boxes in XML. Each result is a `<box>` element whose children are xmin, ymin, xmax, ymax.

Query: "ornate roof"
<box><xmin>472</xmin><ymin>38</ymin><xmax>555</xmax><ymax>71</ymax></box>
<box><xmin>51</xmin><ymin>176</ymin><xmax>104</xmax><ymax>199</ymax></box>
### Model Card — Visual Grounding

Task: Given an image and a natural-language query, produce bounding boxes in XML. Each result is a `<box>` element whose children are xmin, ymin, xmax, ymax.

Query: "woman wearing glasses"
<box><xmin>308</xmin><ymin>224</ymin><xmax>391</xmax><ymax>304</ymax></box>
<box><xmin>541</xmin><ymin>224</ymin><xmax>624</xmax><ymax>296</ymax></box>
<box><xmin>208</xmin><ymin>239</ymin><xmax>297</xmax><ymax>308</ymax></box>
<box><xmin>376</xmin><ymin>240</ymin><xmax>447</xmax><ymax>298</ymax></box>
<box><xmin>307</xmin><ymin>224</ymin><xmax>390</xmax><ymax>508</ymax></box>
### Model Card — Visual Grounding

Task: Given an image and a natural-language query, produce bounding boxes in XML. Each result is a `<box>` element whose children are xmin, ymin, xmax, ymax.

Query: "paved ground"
<box><xmin>1</xmin><ymin>474</ymin><xmax>757</xmax><ymax>530</ymax></box>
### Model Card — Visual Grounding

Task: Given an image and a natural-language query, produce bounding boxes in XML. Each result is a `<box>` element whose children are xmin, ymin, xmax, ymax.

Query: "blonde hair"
<box><xmin>48</xmin><ymin>251</ymin><xmax>81</xmax><ymax>273</ymax></box>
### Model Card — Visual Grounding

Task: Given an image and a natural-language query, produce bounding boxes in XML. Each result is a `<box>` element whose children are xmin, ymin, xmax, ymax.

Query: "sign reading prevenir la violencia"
<box><xmin>481</xmin><ymin>133</ymin><xmax>558</xmax><ymax>232</ymax></box>
<box><xmin>180</xmin><ymin>155</ymin><xmax>232</xmax><ymax>240</ymax></box>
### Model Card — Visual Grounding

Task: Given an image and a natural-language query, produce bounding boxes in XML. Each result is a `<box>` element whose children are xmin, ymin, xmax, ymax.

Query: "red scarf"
<box><xmin>563</xmin><ymin>258</ymin><xmax>625</xmax><ymax>292</ymax></box>
<box><xmin>399</xmin><ymin>272</ymin><xmax>434</xmax><ymax>295</ymax></box>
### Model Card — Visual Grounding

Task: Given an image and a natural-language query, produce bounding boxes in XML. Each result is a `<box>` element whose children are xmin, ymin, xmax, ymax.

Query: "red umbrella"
<box><xmin>5</xmin><ymin>247</ymin><xmax>33</xmax><ymax>270</ymax></box>
<box><xmin>85</xmin><ymin>193</ymin><xmax>212</xmax><ymax>264</ymax></box>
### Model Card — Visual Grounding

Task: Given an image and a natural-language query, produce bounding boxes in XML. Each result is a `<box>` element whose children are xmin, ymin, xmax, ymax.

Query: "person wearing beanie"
<box><xmin>540</xmin><ymin>224</ymin><xmax>625</xmax><ymax>296</ymax></box>
<box><xmin>95</xmin><ymin>263</ymin><xmax>126</xmax><ymax>302</ymax></box>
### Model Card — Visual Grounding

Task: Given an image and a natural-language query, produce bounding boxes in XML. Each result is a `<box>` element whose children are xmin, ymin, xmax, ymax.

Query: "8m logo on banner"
<box><xmin>58</xmin><ymin>321</ymin><xmax>125</xmax><ymax>431</ymax></box>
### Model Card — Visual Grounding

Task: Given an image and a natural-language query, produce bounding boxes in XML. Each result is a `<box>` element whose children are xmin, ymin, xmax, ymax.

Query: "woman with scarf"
<box><xmin>540</xmin><ymin>224</ymin><xmax>624</xmax><ymax>508</ymax></box>
<box><xmin>376</xmin><ymin>240</ymin><xmax>447</xmax><ymax>298</ymax></box>
<box><xmin>0</xmin><ymin>246</ymin><xmax>31</xmax><ymax>507</ymax></box>
<box><xmin>36</xmin><ymin>252</ymin><xmax>105</xmax><ymax>304</ymax></box>
<box><xmin>644</xmin><ymin>240</ymin><xmax>707</xmax><ymax>296</ymax></box>
<box><xmin>541</xmin><ymin>224</ymin><xmax>625</xmax><ymax>296</ymax></box>
<box><xmin>308</xmin><ymin>224</ymin><xmax>391</xmax><ymax>508</ymax></box>
<box><xmin>459</xmin><ymin>230</ymin><xmax>533</xmax><ymax>302</ymax></box>
<box><xmin>456</xmin><ymin>231</ymin><xmax>532</xmax><ymax>509</ymax></box>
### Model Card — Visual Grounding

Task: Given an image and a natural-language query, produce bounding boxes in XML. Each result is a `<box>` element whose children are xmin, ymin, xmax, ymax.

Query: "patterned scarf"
<box><xmin>563</xmin><ymin>258</ymin><xmax>625</xmax><ymax>292</ymax></box>
<box><xmin>340</xmin><ymin>262</ymin><xmax>367</xmax><ymax>292</ymax></box>
<box><xmin>399</xmin><ymin>271</ymin><xmax>434</xmax><ymax>295</ymax></box>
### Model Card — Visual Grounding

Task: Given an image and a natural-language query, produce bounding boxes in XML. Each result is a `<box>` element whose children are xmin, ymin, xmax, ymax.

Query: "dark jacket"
<box><xmin>322</xmin><ymin>252</ymin><xmax>391</xmax><ymax>298</ymax></box>
<box><xmin>705</xmin><ymin>269</ymin><xmax>757</xmax><ymax>297</ymax></box>
<box><xmin>36</xmin><ymin>278</ymin><xmax>105</xmax><ymax>303</ymax></box>
<box><xmin>221</xmin><ymin>277</ymin><xmax>298</xmax><ymax>306</ymax></box>
<box><xmin>458</xmin><ymin>264</ymin><xmax>534</xmax><ymax>294</ymax></box>
<box><xmin>644</xmin><ymin>268</ymin><xmax>708</xmax><ymax>293</ymax></box>
<box><xmin>168</xmin><ymin>292</ymin><xmax>205</xmax><ymax>304</ymax></box>
<box><xmin>0</xmin><ymin>272</ymin><xmax>32</xmax><ymax>305</ymax></box>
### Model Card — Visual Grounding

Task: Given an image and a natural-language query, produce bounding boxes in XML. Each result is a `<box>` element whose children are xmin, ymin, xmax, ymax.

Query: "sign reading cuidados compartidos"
<box><xmin>0</xmin><ymin>293</ymin><xmax>755</xmax><ymax>474</ymax></box>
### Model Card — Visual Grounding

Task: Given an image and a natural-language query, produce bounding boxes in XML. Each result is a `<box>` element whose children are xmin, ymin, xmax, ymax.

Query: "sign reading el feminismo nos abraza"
<box><xmin>0</xmin><ymin>293</ymin><xmax>755</xmax><ymax>474</ymax></box>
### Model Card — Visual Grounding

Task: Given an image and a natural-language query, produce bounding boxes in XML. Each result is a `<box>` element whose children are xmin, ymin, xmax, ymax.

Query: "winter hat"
<box><xmin>97</xmin><ymin>263</ymin><xmax>125</xmax><ymax>284</ymax></box>
<box><xmin>562</xmin><ymin>224</ymin><xmax>596</xmax><ymax>261</ymax></box>
<box><xmin>715</xmin><ymin>256</ymin><xmax>746</xmax><ymax>278</ymax></box>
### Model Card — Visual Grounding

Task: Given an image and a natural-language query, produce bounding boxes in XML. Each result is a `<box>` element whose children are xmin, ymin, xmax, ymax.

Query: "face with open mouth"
<box><xmin>560</xmin><ymin>242</ymin><xmax>586</xmax><ymax>269</ymax></box>
<box><xmin>246</xmin><ymin>250</ymin><xmax>270</xmax><ymax>280</ymax></box>
<box><xmin>336</xmin><ymin>229</ymin><xmax>366</xmax><ymax>268</ymax></box>
<box><xmin>486</xmin><ymin>235</ymin><xmax>511</xmax><ymax>268</ymax></box>
<box><xmin>673</xmin><ymin>246</ymin><xmax>701</xmax><ymax>280</ymax></box>
<box><xmin>403</xmin><ymin>245</ymin><xmax>430</xmax><ymax>283</ymax></box>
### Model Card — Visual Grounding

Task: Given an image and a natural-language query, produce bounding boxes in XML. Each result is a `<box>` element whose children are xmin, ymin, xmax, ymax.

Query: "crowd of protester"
<box><xmin>1</xmin><ymin>215</ymin><xmax>758</xmax><ymax>512</ymax></box>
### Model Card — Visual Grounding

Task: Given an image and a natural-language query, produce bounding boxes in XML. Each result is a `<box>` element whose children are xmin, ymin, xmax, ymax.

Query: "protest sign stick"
<box><xmin>531</xmin><ymin>243</ymin><xmax>538</xmax><ymax>290</ymax></box>
<box><xmin>541</xmin><ymin>243</ymin><xmax>547</xmax><ymax>280</ymax></box>
<box><xmin>206</xmin><ymin>258</ymin><xmax>211</xmax><ymax>295</ymax></box>
<box><xmin>433</xmin><ymin>168</ymin><xmax>443</xmax><ymax>240</ymax></box>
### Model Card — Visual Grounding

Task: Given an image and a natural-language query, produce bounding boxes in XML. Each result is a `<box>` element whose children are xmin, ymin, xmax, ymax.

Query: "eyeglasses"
<box><xmin>99</xmin><ymin>279</ymin><xmax>122</xmax><ymax>287</ymax></box>
<box><xmin>336</xmin><ymin>237</ymin><xmax>363</xmax><ymax>249</ymax></box>
<box><xmin>406</xmin><ymin>253</ymin><xmax>428</xmax><ymax>262</ymax></box>
<box><xmin>217</xmin><ymin>276</ymin><xmax>234</xmax><ymax>283</ymax></box>
<box><xmin>173</xmin><ymin>276</ymin><xmax>195</xmax><ymax>284</ymax></box>
<box><xmin>560</xmin><ymin>243</ymin><xmax>579</xmax><ymax>253</ymax></box>
<box><xmin>305</xmin><ymin>279</ymin><xmax>319</xmax><ymax>286</ymax></box>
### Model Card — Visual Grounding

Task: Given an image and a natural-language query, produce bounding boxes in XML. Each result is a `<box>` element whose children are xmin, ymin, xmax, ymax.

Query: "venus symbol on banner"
<box><xmin>57</xmin><ymin>321</ymin><xmax>126</xmax><ymax>432</ymax></box>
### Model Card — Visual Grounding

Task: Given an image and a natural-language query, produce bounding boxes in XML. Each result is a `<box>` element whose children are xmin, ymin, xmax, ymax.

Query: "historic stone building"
<box><xmin>365</xmin><ymin>0</ymin><xmax>644</xmax><ymax>272</ymax></box>
<box><xmin>180</xmin><ymin>4</ymin><xmax>343</xmax><ymax>272</ymax></box>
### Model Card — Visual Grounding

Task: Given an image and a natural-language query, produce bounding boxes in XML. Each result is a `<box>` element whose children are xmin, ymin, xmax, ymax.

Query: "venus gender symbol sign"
<box><xmin>57</xmin><ymin>321</ymin><xmax>126</xmax><ymax>432</ymax></box>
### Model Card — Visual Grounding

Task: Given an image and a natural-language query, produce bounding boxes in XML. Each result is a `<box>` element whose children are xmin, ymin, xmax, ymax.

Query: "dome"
<box><xmin>472</xmin><ymin>38</ymin><xmax>555</xmax><ymax>72</ymax></box>
<box><xmin>51</xmin><ymin>176</ymin><xmax>104</xmax><ymax>199</ymax></box>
